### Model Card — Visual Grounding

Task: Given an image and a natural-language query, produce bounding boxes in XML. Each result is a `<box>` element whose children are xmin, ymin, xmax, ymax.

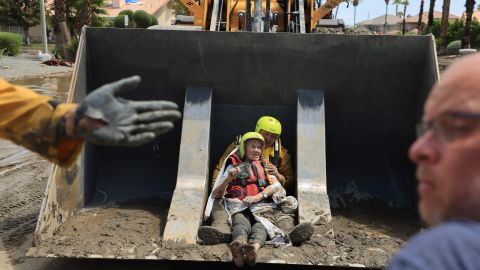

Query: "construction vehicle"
<box><xmin>176</xmin><ymin>0</ymin><xmax>349</xmax><ymax>32</ymax></box>
<box><xmin>27</xmin><ymin>27</ymin><xmax>439</xmax><ymax>267</ymax></box>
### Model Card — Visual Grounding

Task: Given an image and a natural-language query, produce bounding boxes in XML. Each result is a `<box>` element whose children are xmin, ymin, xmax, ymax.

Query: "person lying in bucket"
<box><xmin>208</xmin><ymin>132</ymin><xmax>300</xmax><ymax>267</ymax></box>
<box><xmin>0</xmin><ymin>76</ymin><xmax>181</xmax><ymax>166</ymax></box>
<box><xmin>199</xmin><ymin>116</ymin><xmax>313</xmax><ymax>246</ymax></box>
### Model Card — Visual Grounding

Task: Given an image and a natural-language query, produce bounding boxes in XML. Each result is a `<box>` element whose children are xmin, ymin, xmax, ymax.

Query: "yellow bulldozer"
<box><xmin>27</xmin><ymin>3</ymin><xmax>439</xmax><ymax>267</ymax></box>
<box><xmin>176</xmin><ymin>0</ymin><xmax>352</xmax><ymax>32</ymax></box>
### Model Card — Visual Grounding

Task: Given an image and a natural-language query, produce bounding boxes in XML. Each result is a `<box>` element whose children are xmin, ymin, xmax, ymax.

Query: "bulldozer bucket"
<box><xmin>28</xmin><ymin>28</ymin><xmax>438</xmax><ymax>267</ymax></box>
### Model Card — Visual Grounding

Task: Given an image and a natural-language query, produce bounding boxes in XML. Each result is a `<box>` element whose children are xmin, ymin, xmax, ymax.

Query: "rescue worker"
<box><xmin>386</xmin><ymin>54</ymin><xmax>480</xmax><ymax>269</ymax></box>
<box><xmin>0</xmin><ymin>76</ymin><xmax>181</xmax><ymax>166</ymax></box>
<box><xmin>198</xmin><ymin>116</ymin><xmax>313</xmax><ymax>245</ymax></box>
<box><xmin>211</xmin><ymin>132</ymin><xmax>292</xmax><ymax>267</ymax></box>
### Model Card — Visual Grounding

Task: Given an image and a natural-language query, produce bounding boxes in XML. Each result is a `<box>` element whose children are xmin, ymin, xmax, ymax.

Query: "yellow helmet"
<box><xmin>255</xmin><ymin>116</ymin><xmax>282</xmax><ymax>135</ymax></box>
<box><xmin>239</xmin><ymin>132</ymin><xmax>265</xmax><ymax>159</ymax></box>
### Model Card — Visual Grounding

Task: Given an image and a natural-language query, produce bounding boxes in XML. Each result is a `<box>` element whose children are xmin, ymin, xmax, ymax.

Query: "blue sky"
<box><xmin>333</xmin><ymin>0</ymin><xmax>467</xmax><ymax>27</ymax></box>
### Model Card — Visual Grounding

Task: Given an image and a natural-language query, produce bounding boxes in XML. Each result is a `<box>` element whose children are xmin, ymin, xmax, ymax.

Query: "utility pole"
<box><xmin>39</xmin><ymin>0</ymin><xmax>48</xmax><ymax>54</ymax></box>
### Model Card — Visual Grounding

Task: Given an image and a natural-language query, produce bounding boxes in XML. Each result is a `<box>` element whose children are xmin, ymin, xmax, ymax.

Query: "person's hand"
<box><xmin>243</xmin><ymin>194</ymin><xmax>262</xmax><ymax>205</ymax></box>
<box><xmin>265</xmin><ymin>163</ymin><xmax>279</xmax><ymax>177</ymax></box>
<box><xmin>226</xmin><ymin>167</ymin><xmax>239</xmax><ymax>182</ymax></box>
<box><xmin>70</xmin><ymin>75</ymin><xmax>181</xmax><ymax>146</ymax></box>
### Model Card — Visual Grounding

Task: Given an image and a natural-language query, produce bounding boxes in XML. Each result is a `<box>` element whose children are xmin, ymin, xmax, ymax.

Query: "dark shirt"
<box><xmin>387</xmin><ymin>220</ymin><xmax>480</xmax><ymax>270</ymax></box>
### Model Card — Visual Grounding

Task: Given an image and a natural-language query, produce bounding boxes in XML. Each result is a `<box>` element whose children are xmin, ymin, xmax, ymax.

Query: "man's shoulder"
<box><xmin>388</xmin><ymin>221</ymin><xmax>480</xmax><ymax>270</ymax></box>
<box><xmin>409</xmin><ymin>220</ymin><xmax>480</xmax><ymax>245</ymax></box>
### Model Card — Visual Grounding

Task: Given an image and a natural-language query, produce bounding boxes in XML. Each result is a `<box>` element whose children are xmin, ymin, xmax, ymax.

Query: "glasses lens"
<box><xmin>416</xmin><ymin>122</ymin><xmax>428</xmax><ymax>138</ymax></box>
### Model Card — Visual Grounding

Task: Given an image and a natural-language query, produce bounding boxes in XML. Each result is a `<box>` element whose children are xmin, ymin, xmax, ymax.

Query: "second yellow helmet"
<box><xmin>255</xmin><ymin>116</ymin><xmax>282</xmax><ymax>135</ymax></box>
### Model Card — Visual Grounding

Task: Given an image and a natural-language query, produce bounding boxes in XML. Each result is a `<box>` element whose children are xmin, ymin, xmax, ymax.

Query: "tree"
<box><xmin>428</xmin><ymin>0</ymin><xmax>436</xmax><ymax>33</ymax></box>
<box><xmin>394</xmin><ymin>0</ymin><xmax>402</xmax><ymax>16</ymax></box>
<box><xmin>0</xmin><ymin>0</ymin><xmax>40</xmax><ymax>45</ymax></box>
<box><xmin>402</xmin><ymin>0</ymin><xmax>409</xmax><ymax>35</ymax></box>
<box><xmin>77</xmin><ymin>0</ymin><xmax>92</xmax><ymax>33</ymax></box>
<box><xmin>167</xmin><ymin>0</ymin><xmax>189</xmax><ymax>16</ymax></box>
<box><xmin>418</xmin><ymin>0</ymin><xmax>425</xmax><ymax>34</ymax></box>
<box><xmin>439</xmin><ymin>0</ymin><xmax>451</xmax><ymax>54</ymax></box>
<box><xmin>71</xmin><ymin>0</ymin><xmax>107</xmax><ymax>36</ymax></box>
<box><xmin>423</xmin><ymin>17</ymin><xmax>480</xmax><ymax>49</ymax></box>
<box><xmin>463</xmin><ymin>0</ymin><xmax>477</xmax><ymax>48</ymax></box>
<box><xmin>384</xmin><ymin>0</ymin><xmax>390</xmax><ymax>34</ymax></box>
<box><xmin>54</xmin><ymin>0</ymin><xmax>72</xmax><ymax>59</ymax></box>
<box><xmin>353</xmin><ymin>0</ymin><xmax>359</xmax><ymax>28</ymax></box>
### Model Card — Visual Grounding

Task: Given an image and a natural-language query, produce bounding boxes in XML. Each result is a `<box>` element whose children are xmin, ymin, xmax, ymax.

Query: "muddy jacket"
<box><xmin>0</xmin><ymin>79</ymin><xmax>83</xmax><ymax>166</ymax></box>
<box><xmin>211</xmin><ymin>140</ymin><xmax>294</xmax><ymax>189</ymax></box>
<box><xmin>225</xmin><ymin>152</ymin><xmax>269</xmax><ymax>201</ymax></box>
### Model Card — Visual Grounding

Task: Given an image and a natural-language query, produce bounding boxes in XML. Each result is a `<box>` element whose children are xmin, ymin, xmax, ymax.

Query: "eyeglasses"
<box><xmin>416</xmin><ymin>111</ymin><xmax>480</xmax><ymax>142</ymax></box>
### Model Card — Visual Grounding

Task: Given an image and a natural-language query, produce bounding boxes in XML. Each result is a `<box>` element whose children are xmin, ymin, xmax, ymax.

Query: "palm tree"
<box><xmin>353</xmin><ymin>0</ymin><xmax>360</xmax><ymax>28</ymax></box>
<box><xmin>439</xmin><ymin>0</ymin><xmax>451</xmax><ymax>55</ymax></box>
<box><xmin>462</xmin><ymin>0</ymin><xmax>476</xmax><ymax>48</ymax></box>
<box><xmin>427</xmin><ymin>0</ymin><xmax>436</xmax><ymax>33</ymax></box>
<box><xmin>76</xmin><ymin>0</ymin><xmax>92</xmax><ymax>34</ymax></box>
<box><xmin>402</xmin><ymin>0</ymin><xmax>409</xmax><ymax>35</ymax></box>
<box><xmin>384</xmin><ymin>0</ymin><xmax>390</xmax><ymax>34</ymax></box>
<box><xmin>417</xmin><ymin>0</ymin><xmax>424</xmax><ymax>34</ymax></box>
<box><xmin>394</xmin><ymin>0</ymin><xmax>402</xmax><ymax>16</ymax></box>
<box><xmin>54</xmin><ymin>0</ymin><xmax>72</xmax><ymax>58</ymax></box>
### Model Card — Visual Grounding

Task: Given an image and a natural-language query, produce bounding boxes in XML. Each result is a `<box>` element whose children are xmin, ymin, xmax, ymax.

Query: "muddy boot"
<box><xmin>289</xmin><ymin>222</ymin><xmax>314</xmax><ymax>245</ymax></box>
<box><xmin>198</xmin><ymin>225</ymin><xmax>231</xmax><ymax>245</ymax></box>
<box><xmin>244</xmin><ymin>242</ymin><xmax>261</xmax><ymax>266</ymax></box>
<box><xmin>198</xmin><ymin>199</ymin><xmax>231</xmax><ymax>245</ymax></box>
<box><xmin>229</xmin><ymin>240</ymin><xmax>246</xmax><ymax>267</ymax></box>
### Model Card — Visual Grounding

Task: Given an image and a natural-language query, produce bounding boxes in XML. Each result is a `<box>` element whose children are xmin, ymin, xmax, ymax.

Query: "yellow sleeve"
<box><xmin>0</xmin><ymin>79</ymin><xmax>84</xmax><ymax>167</ymax></box>
<box><xmin>210</xmin><ymin>141</ymin><xmax>236</xmax><ymax>188</ymax></box>
<box><xmin>278</xmin><ymin>146</ymin><xmax>295</xmax><ymax>190</ymax></box>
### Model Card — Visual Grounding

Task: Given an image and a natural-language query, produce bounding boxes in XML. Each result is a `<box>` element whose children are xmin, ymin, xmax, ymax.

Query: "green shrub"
<box><xmin>114</xmin><ymin>15</ymin><xmax>128</xmax><ymax>28</ymax></box>
<box><xmin>105</xmin><ymin>19</ymin><xmax>114</xmax><ymax>28</ymax></box>
<box><xmin>150</xmin><ymin>14</ymin><xmax>158</xmax><ymax>26</ymax></box>
<box><xmin>119</xmin><ymin>9</ymin><xmax>134</xmax><ymax>21</ymax></box>
<box><xmin>0</xmin><ymin>32</ymin><xmax>22</xmax><ymax>56</ymax></box>
<box><xmin>133</xmin><ymin>10</ymin><xmax>152</xmax><ymax>28</ymax></box>
<box><xmin>447</xmin><ymin>40</ymin><xmax>461</xmax><ymax>55</ymax></box>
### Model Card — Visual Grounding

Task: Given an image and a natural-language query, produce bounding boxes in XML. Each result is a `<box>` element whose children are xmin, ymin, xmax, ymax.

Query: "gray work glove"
<box><xmin>75</xmin><ymin>75</ymin><xmax>181</xmax><ymax>146</ymax></box>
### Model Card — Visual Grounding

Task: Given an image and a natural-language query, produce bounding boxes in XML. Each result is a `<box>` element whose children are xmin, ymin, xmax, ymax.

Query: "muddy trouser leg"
<box><xmin>197</xmin><ymin>199</ymin><xmax>231</xmax><ymax>244</ymax></box>
<box><xmin>232</xmin><ymin>212</ymin><xmax>251</xmax><ymax>242</ymax></box>
<box><xmin>249</xmin><ymin>221</ymin><xmax>267</xmax><ymax>246</ymax></box>
<box><xmin>275</xmin><ymin>212</ymin><xmax>295</xmax><ymax>235</ymax></box>
<box><xmin>258</xmin><ymin>209</ymin><xmax>294</xmax><ymax>240</ymax></box>
<box><xmin>211</xmin><ymin>199</ymin><xmax>230</xmax><ymax>231</ymax></box>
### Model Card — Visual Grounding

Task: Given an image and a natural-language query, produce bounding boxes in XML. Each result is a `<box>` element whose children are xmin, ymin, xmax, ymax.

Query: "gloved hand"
<box><xmin>73</xmin><ymin>75</ymin><xmax>181</xmax><ymax>146</ymax></box>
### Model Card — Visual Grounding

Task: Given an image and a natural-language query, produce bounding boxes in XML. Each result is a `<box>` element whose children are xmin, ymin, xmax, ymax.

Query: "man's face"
<box><xmin>245</xmin><ymin>139</ymin><xmax>263</xmax><ymax>161</ymax></box>
<box><xmin>409</xmin><ymin>54</ymin><xmax>480</xmax><ymax>226</ymax></box>
<box><xmin>258</xmin><ymin>130</ymin><xmax>279</xmax><ymax>148</ymax></box>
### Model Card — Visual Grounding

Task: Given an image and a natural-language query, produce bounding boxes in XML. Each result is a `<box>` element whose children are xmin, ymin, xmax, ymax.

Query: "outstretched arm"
<box><xmin>0</xmin><ymin>76</ymin><xmax>181</xmax><ymax>166</ymax></box>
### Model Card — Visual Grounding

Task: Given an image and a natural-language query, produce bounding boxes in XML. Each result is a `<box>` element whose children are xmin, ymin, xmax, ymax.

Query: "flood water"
<box><xmin>10</xmin><ymin>74</ymin><xmax>73</xmax><ymax>102</ymax></box>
